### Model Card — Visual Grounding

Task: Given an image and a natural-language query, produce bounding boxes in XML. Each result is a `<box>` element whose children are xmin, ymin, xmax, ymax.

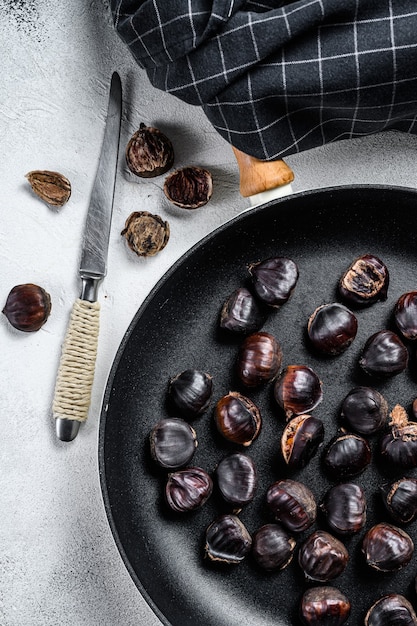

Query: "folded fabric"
<box><xmin>110</xmin><ymin>0</ymin><xmax>417</xmax><ymax>160</ymax></box>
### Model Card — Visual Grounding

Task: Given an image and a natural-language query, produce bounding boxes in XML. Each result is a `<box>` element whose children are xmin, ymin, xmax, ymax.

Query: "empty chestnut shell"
<box><xmin>381</xmin><ymin>477</ymin><xmax>417</xmax><ymax>525</ymax></box>
<box><xmin>164</xmin><ymin>166</ymin><xmax>213</xmax><ymax>209</ymax></box>
<box><xmin>298</xmin><ymin>530</ymin><xmax>349</xmax><ymax>582</ymax></box>
<box><xmin>338</xmin><ymin>254</ymin><xmax>389</xmax><ymax>307</ymax></box>
<box><xmin>205</xmin><ymin>514</ymin><xmax>252</xmax><ymax>564</ymax></box>
<box><xmin>149</xmin><ymin>418</ymin><xmax>197</xmax><ymax>470</ymax></box>
<box><xmin>380</xmin><ymin>405</ymin><xmax>417</xmax><ymax>470</ymax></box>
<box><xmin>307</xmin><ymin>303</ymin><xmax>358</xmax><ymax>356</ymax></box>
<box><xmin>3</xmin><ymin>283</ymin><xmax>51</xmax><ymax>332</ymax></box>
<box><xmin>300</xmin><ymin>586</ymin><xmax>351</xmax><ymax>626</ymax></box>
<box><xmin>219</xmin><ymin>287</ymin><xmax>267</xmax><ymax>334</ymax></box>
<box><xmin>248</xmin><ymin>256</ymin><xmax>299</xmax><ymax>307</ymax></box>
<box><xmin>165</xmin><ymin>467</ymin><xmax>213</xmax><ymax>513</ymax></box>
<box><xmin>323</xmin><ymin>433</ymin><xmax>371</xmax><ymax>479</ymax></box>
<box><xmin>215</xmin><ymin>452</ymin><xmax>257</xmax><ymax>509</ymax></box>
<box><xmin>365</xmin><ymin>594</ymin><xmax>417</xmax><ymax>626</ymax></box>
<box><xmin>362</xmin><ymin>522</ymin><xmax>414</xmax><ymax>572</ymax></box>
<box><xmin>125</xmin><ymin>123</ymin><xmax>174</xmax><ymax>178</ymax></box>
<box><xmin>359</xmin><ymin>330</ymin><xmax>408</xmax><ymax>378</ymax></box>
<box><xmin>274</xmin><ymin>365</ymin><xmax>323</xmax><ymax>420</ymax></box>
<box><xmin>236</xmin><ymin>331</ymin><xmax>282</xmax><ymax>387</ymax></box>
<box><xmin>214</xmin><ymin>392</ymin><xmax>262</xmax><ymax>446</ymax></box>
<box><xmin>395</xmin><ymin>291</ymin><xmax>417</xmax><ymax>341</ymax></box>
<box><xmin>281</xmin><ymin>414</ymin><xmax>324</xmax><ymax>469</ymax></box>
<box><xmin>168</xmin><ymin>369</ymin><xmax>213</xmax><ymax>419</ymax></box>
<box><xmin>340</xmin><ymin>386</ymin><xmax>388</xmax><ymax>435</ymax></box>
<box><xmin>251</xmin><ymin>523</ymin><xmax>296</xmax><ymax>571</ymax></box>
<box><xmin>321</xmin><ymin>483</ymin><xmax>366</xmax><ymax>535</ymax></box>
<box><xmin>266</xmin><ymin>479</ymin><xmax>317</xmax><ymax>533</ymax></box>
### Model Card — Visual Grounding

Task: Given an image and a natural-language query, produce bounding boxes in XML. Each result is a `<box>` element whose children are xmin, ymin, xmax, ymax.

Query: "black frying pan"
<box><xmin>99</xmin><ymin>186</ymin><xmax>417</xmax><ymax>625</ymax></box>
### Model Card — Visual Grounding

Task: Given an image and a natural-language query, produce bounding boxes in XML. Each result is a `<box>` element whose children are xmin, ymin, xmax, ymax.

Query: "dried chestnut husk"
<box><xmin>26</xmin><ymin>170</ymin><xmax>71</xmax><ymax>206</ymax></box>
<box><xmin>248</xmin><ymin>257</ymin><xmax>299</xmax><ymax>307</ymax></box>
<box><xmin>165</xmin><ymin>467</ymin><xmax>213</xmax><ymax>513</ymax></box>
<box><xmin>307</xmin><ymin>303</ymin><xmax>358</xmax><ymax>356</ymax></box>
<box><xmin>362</xmin><ymin>522</ymin><xmax>414</xmax><ymax>572</ymax></box>
<box><xmin>381</xmin><ymin>477</ymin><xmax>417</xmax><ymax>525</ymax></box>
<box><xmin>149</xmin><ymin>417</ymin><xmax>197</xmax><ymax>470</ymax></box>
<box><xmin>126</xmin><ymin>123</ymin><xmax>174</xmax><ymax>178</ymax></box>
<box><xmin>359</xmin><ymin>330</ymin><xmax>408</xmax><ymax>378</ymax></box>
<box><xmin>215</xmin><ymin>452</ymin><xmax>257</xmax><ymax>509</ymax></box>
<box><xmin>214</xmin><ymin>392</ymin><xmax>261</xmax><ymax>446</ymax></box>
<box><xmin>168</xmin><ymin>369</ymin><xmax>213</xmax><ymax>419</ymax></box>
<box><xmin>298</xmin><ymin>530</ymin><xmax>349</xmax><ymax>582</ymax></box>
<box><xmin>323</xmin><ymin>433</ymin><xmax>371</xmax><ymax>479</ymax></box>
<box><xmin>205</xmin><ymin>514</ymin><xmax>252</xmax><ymax>564</ymax></box>
<box><xmin>266</xmin><ymin>479</ymin><xmax>317</xmax><ymax>533</ymax></box>
<box><xmin>340</xmin><ymin>386</ymin><xmax>388</xmax><ymax>435</ymax></box>
<box><xmin>3</xmin><ymin>283</ymin><xmax>51</xmax><ymax>332</ymax></box>
<box><xmin>164</xmin><ymin>166</ymin><xmax>213</xmax><ymax>209</ymax></box>
<box><xmin>321</xmin><ymin>483</ymin><xmax>366</xmax><ymax>535</ymax></box>
<box><xmin>394</xmin><ymin>291</ymin><xmax>417</xmax><ymax>341</ymax></box>
<box><xmin>236</xmin><ymin>331</ymin><xmax>282</xmax><ymax>387</ymax></box>
<box><xmin>219</xmin><ymin>287</ymin><xmax>267</xmax><ymax>334</ymax></box>
<box><xmin>300</xmin><ymin>586</ymin><xmax>351</xmax><ymax>626</ymax></box>
<box><xmin>121</xmin><ymin>211</ymin><xmax>170</xmax><ymax>257</ymax></box>
<box><xmin>251</xmin><ymin>523</ymin><xmax>296</xmax><ymax>571</ymax></box>
<box><xmin>338</xmin><ymin>254</ymin><xmax>389</xmax><ymax>307</ymax></box>
<box><xmin>281</xmin><ymin>414</ymin><xmax>324</xmax><ymax>469</ymax></box>
<box><xmin>380</xmin><ymin>405</ymin><xmax>417</xmax><ymax>470</ymax></box>
<box><xmin>365</xmin><ymin>594</ymin><xmax>417</xmax><ymax>626</ymax></box>
<box><xmin>274</xmin><ymin>365</ymin><xmax>323</xmax><ymax>420</ymax></box>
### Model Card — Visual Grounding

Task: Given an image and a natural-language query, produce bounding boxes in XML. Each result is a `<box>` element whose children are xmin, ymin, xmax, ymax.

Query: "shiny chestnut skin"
<box><xmin>205</xmin><ymin>514</ymin><xmax>252</xmax><ymax>564</ymax></box>
<box><xmin>340</xmin><ymin>386</ymin><xmax>388</xmax><ymax>435</ymax></box>
<box><xmin>381</xmin><ymin>477</ymin><xmax>417</xmax><ymax>524</ymax></box>
<box><xmin>219</xmin><ymin>287</ymin><xmax>266</xmax><ymax>334</ymax></box>
<box><xmin>359</xmin><ymin>330</ymin><xmax>408</xmax><ymax>378</ymax></box>
<box><xmin>307</xmin><ymin>303</ymin><xmax>358</xmax><ymax>356</ymax></box>
<box><xmin>298</xmin><ymin>530</ymin><xmax>349</xmax><ymax>582</ymax></box>
<box><xmin>323</xmin><ymin>433</ymin><xmax>371</xmax><ymax>479</ymax></box>
<box><xmin>300</xmin><ymin>586</ymin><xmax>351</xmax><ymax>626</ymax></box>
<box><xmin>236</xmin><ymin>331</ymin><xmax>282</xmax><ymax>387</ymax></box>
<box><xmin>380</xmin><ymin>405</ymin><xmax>417</xmax><ymax>470</ymax></box>
<box><xmin>214</xmin><ymin>392</ymin><xmax>261</xmax><ymax>446</ymax></box>
<box><xmin>281</xmin><ymin>414</ymin><xmax>324</xmax><ymax>469</ymax></box>
<box><xmin>248</xmin><ymin>256</ymin><xmax>299</xmax><ymax>307</ymax></box>
<box><xmin>274</xmin><ymin>365</ymin><xmax>323</xmax><ymax>420</ymax></box>
<box><xmin>338</xmin><ymin>254</ymin><xmax>389</xmax><ymax>307</ymax></box>
<box><xmin>3</xmin><ymin>283</ymin><xmax>51</xmax><ymax>332</ymax></box>
<box><xmin>251</xmin><ymin>523</ymin><xmax>296</xmax><ymax>571</ymax></box>
<box><xmin>215</xmin><ymin>452</ymin><xmax>257</xmax><ymax>509</ymax></box>
<box><xmin>168</xmin><ymin>369</ymin><xmax>213</xmax><ymax>419</ymax></box>
<box><xmin>266</xmin><ymin>479</ymin><xmax>317</xmax><ymax>533</ymax></box>
<box><xmin>362</xmin><ymin>522</ymin><xmax>414</xmax><ymax>572</ymax></box>
<box><xmin>321</xmin><ymin>483</ymin><xmax>366</xmax><ymax>535</ymax></box>
<box><xmin>395</xmin><ymin>291</ymin><xmax>417</xmax><ymax>341</ymax></box>
<box><xmin>165</xmin><ymin>467</ymin><xmax>213</xmax><ymax>513</ymax></box>
<box><xmin>149</xmin><ymin>417</ymin><xmax>197</xmax><ymax>470</ymax></box>
<box><xmin>365</xmin><ymin>594</ymin><xmax>417</xmax><ymax>626</ymax></box>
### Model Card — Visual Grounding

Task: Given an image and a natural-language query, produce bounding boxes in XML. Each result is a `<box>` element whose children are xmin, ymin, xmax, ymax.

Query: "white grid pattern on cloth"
<box><xmin>111</xmin><ymin>0</ymin><xmax>417</xmax><ymax>159</ymax></box>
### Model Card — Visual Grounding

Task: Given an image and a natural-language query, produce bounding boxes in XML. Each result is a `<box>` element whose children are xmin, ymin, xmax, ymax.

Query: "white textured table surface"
<box><xmin>2</xmin><ymin>2</ymin><xmax>417</xmax><ymax>625</ymax></box>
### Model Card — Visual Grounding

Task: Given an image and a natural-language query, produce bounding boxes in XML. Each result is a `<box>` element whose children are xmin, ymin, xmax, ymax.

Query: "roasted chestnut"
<box><xmin>359</xmin><ymin>330</ymin><xmax>408</xmax><ymax>378</ymax></box>
<box><xmin>164</xmin><ymin>166</ymin><xmax>213</xmax><ymax>209</ymax></box>
<box><xmin>248</xmin><ymin>256</ymin><xmax>299</xmax><ymax>307</ymax></box>
<box><xmin>205</xmin><ymin>514</ymin><xmax>252</xmax><ymax>564</ymax></box>
<box><xmin>365</xmin><ymin>594</ymin><xmax>417</xmax><ymax>626</ymax></box>
<box><xmin>165</xmin><ymin>467</ymin><xmax>213</xmax><ymax>513</ymax></box>
<box><xmin>126</xmin><ymin>123</ymin><xmax>174</xmax><ymax>178</ymax></box>
<box><xmin>168</xmin><ymin>369</ymin><xmax>213</xmax><ymax>419</ymax></box>
<box><xmin>236</xmin><ymin>331</ymin><xmax>282</xmax><ymax>387</ymax></box>
<box><xmin>215</xmin><ymin>452</ymin><xmax>257</xmax><ymax>509</ymax></box>
<box><xmin>340</xmin><ymin>386</ymin><xmax>388</xmax><ymax>435</ymax></box>
<box><xmin>149</xmin><ymin>417</ymin><xmax>197</xmax><ymax>470</ymax></box>
<box><xmin>320</xmin><ymin>483</ymin><xmax>366</xmax><ymax>535</ymax></box>
<box><xmin>323</xmin><ymin>433</ymin><xmax>371</xmax><ymax>479</ymax></box>
<box><xmin>266</xmin><ymin>479</ymin><xmax>317</xmax><ymax>533</ymax></box>
<box><xmin>3</xmin><ymin>283</ymin><xmax>51</xmax><ymax>332</ymax></box>
<box><xmin>338</xmin><ymin>254</ymin><xmax>389</xmax><ymax>307</ymax></box>
<box><xmin>395</xmin><ymin>291</ymin><xmax>417</xmax><ymax>341</ymax></box>
<box><xmin>281</xmin><ymin>414</ymin><xmax>324</xmax><ymax>469</ymax></box>
<box><xmin>362</xmin><ymin>522</ymin><xmax>414</xmax><ymax>572</ymax></box>
<box><xmin>214</xmin><ymin>392</ymin><xmax>262</xmax><ymax>446</ymax></box>
<box><xmin>381</xmin><ymin>477</ymin><xmax>417</xmax><ymax>524</ymax></box>
<box><xmin>380</xmin><ymin>405</ymin><xmax>417</xmax><ymax>470</ymax></box>
<box><xmin>251</xmin><ymin>523</ymin><xmax>296</xmax><ymax>571</ymax></box>
<box><xmin>219</xmin><ymin>287</ymin><xmax>267</xmax><ymax>334</ymax></box>
<box><xmin>274</xmin><ymin>365</ymin><xmax>323</xmax><ymax>420</ymax></box>
<box><xmin>298</xmin><ymin>530</ymin><xmax>349</xmax><ymax>582</ymax></box>
<box><xmin>307</xmin><ymin>303</ymin><xmax>358</xmax><ymax>356</ymax></box>
<box><xmin>300</xmin><ymin>586</ymin><xmax>351</xmax><ymax>626</ymax></box>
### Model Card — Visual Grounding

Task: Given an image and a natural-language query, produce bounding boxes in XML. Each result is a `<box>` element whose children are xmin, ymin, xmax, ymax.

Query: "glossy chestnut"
<box><xmin>274</xmin><ymin>365</ymin><xmax>323</xmax><ymax>420</ymax></box>
<box><xmin>219</xmin><ymin>287</ymin><xmax>266</xmax><ymax>334</ymax></box>
<box><xmin>395</xmin><ymin>291</ymin><xmax>417</xmax><ymax>341</ymax></box>
<box><xmin>321</xmin><ymin>482</ymin><xmax>366</xmax><ymax>535</ymax></box>
<box><xmin>251</xmin><ymin>523</ymin><xmax>296</xmax><ymax>571</ymax></box>
<box><xmin>215</xmin><ymin>452</ymin><xmax>257</xmax><ymax>509</ymax></box>
<box><xmin>168</xmin><ymin>369</ymin><xmax>213</xmax><ymax>419</ymax></box>
<box><xmin>248</xmin><ymin>256</ymin><xmax>299</xmax><ymax>307</ymax></box>
<box><xmin>365</xmin><ymin>594</ymin><xmax>417</xmax><ymax>626</ymax></box>
<box><xmin>359</xmin><ymin>330</ymin><xmax>408</xmax><ymax>378</ymax></box>
<box><xmin>323</xmin><ymin>433</ymin><xmax>371</xmax><ymax>479</ymax></box>
<box><xmin>381</xmin><ymin>477</ymin><xmax>417</xmax><ymax>524</ymax></box>
<box><xmin>266</xmin><ymin>479</ymin><xmax>317</xmax><ymax>533</ymax></box>
<box><xmin>362</xmin><ymin>522</ymin><xmax>414</xmax><ymax>572</ymax></box>
<box><xmin>307</xmin><ymin>303</ymin><xmax>358</xmax><ymax>355</ymax></box>
<box><xmin>165</xmin><ymin>467</ymin><xmax>213</xmax><ymax>513</ymax></box>
<box><xmin>298</xmin><ymin>530</ymin><xmax>349</xmax><ymax>582</ymax></box>
<box><xmin>205</xmin><ymin>514</ymin><xmax>252</xmax><ymax>564</ymax></box>
<box><xmin>236</xmin><ymin>331</ymin><xmax>282</xmax><ymax>387</ymax></box>
<box><xmin>281</xmin><ymin>414</ymin><xmax>324</xmax><ymax>469</ymax></box>
<box><xmin>338</xmin><ymin>254</ymin><xmax>389</xmax><ymax>307</ymax></box>
<box><xmin>340</xmin><ymin>386</ymin><xmax>388</xmax><ymax>435</ymax></box>
<box><xmin>149</xmin><ymin>417</ymin><xmax>197</xmax><ymax>470</ymax></box>
<box><xmin>380</xmin><ymin>405</ymin><xmax>417</xmax><ymax>470</ymax></box>
<box><xmin>300</xmin><ymin>586</ymin><xmax>351</xmax><ymax>626</ymax></box>
<box><xmin>214</xmin><ymin>392</ymin><xmax>261</xmax><ymax>446</ymax></box>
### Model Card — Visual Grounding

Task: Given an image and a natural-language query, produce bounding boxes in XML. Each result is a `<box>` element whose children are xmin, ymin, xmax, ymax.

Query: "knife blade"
<box><xmin>52</xmin><ymin>72</ymin><xmax>122</xmax><ymax>442</ymax></box>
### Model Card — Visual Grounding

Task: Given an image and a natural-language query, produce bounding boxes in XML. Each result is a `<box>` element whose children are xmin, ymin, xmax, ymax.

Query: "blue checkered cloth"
<box><xmin>110</xmin><ymin>0</ymin><xmax>417</xmax><ymax>160</ymax></box>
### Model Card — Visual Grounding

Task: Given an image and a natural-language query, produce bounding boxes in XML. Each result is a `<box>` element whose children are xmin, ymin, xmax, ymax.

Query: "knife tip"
<box><xmin>56</xmin><ymin>418</ymin><xmax>81</xmax><ymax>442</ymax></box>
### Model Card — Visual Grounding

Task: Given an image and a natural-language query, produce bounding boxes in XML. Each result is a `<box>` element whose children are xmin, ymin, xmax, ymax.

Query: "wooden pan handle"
<box><xmin>232</xmin><ymin>146</ymin><xmax>295</xmax><ymax>197</ymax></box>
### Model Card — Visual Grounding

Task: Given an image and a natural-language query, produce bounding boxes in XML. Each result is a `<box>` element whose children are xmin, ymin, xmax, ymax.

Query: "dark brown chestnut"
<box><xmin>380</xmin><ymin>405</ymin><xmax>417</xmax><ymax>470</ymax></box>
<box><xmin>219</xmin><ymin>287</ymin><xmax>267</xmax><ymax>334</ymax></box>
<box><xmin>274</xmin><ymin>365</ymin><xmax>323</xmax><ymax>420</ymax></box>
<box><xmin>266</xmin><ymin>479</ymin><xmax>317</xmax><ymax>533</ymax></box>
<box><xmin>281</xmin><ymin>414</ymin><xmax>324</xmax><ymax>469</ymax></box>
<box><xmin>205</xmin><ymin>514</ymin><xmax>252</xmax><ymax>564</ymax></box>
<box><xmin>320</xmin><ymin>483</ymin><xmax>366</xmax><ymax>535</ymax></box>
<box><xmin>365</xmin><ymin>594</ymin><xmax>417</xmax><ymax>626</ymax></box>
<box><xmin>251</xmin><ymin>523</ymin><xmax>296</xmax><ymax>571</ymax></box>
<box><xmin>3</xmin><ymin>283</ymin><xmax>51</xmax><ymax>332</ymax></box>
<box><xmin>298</xmin><ymin>530</ymin><xmax>349</xmax><ymax>582</ymax></box>
<box><xmin>125</xmin><ymin>123</ymin><xmax>174</xmax><ymax>178</ymax></box>
<box><xmin>362</xmin><ymin>522</ymin><xmax>414</xmax><ymax>572</ymax></box>
<box><xmin>236</xmin><ymin>331</ymin><xmax>282</xmax><ymax>387</ymax></box>
<box><xmin>395</xmin><ymin>291</ymin><xmax>417</xmax><ymax>341</ymax></box>
<box><xmin>338</xmin><ymin>254</ymin><xmax>389</xmax><ymax>307</ymax></box>
<box><xmin>165</xmin><ymin>467</ymin><xmax>213</xmax><ymax>513</ymax></box>
<box><xmin>248</xmin><ymin>256</ymin><xmax>299</xmax><ymax>307</ymax></box>
<box><xmin>307</xmin><ymin>303</ymin><xmax>358</xmax><ymax>356</ymax></box>
<box><xmin>359</xmin><ymin>330</ymin><xmax>408</xmax><ymax>378</ymax></box>
<box><xmin>168</xmin><ymin>369</ymin><xmax>213</xmax><ymax>419</ymax></box>
<box><xmin>300</xmin><ymin>586</ymin><xmax>351</xmax><ymax>626</ymax></box>
<box><xmin>214</xmin><ymin>392</ymin><xmax>262</xmax><ymax>446</ymax></box>
<box><xmin>323</xmin><ymin>433</ymin><xmax>371</xmax><ymax>479</ymax></box>
<box><xmin>381</xmin><ymin>477</ymin><xmax>417</xmax><ymax>525</ymax></box>
<box><xmin>340</xmin><ymin>386</ymin><xmax>388</xmax><ymax>435</ymax></box>
<box><xmin>163</xmin><ymin>166</ymin><xmax>213</xmax><ymax>209</ymax></box>
<box><xmin>215</xmin><ymin>452</ymin><xmax>257</xmax><ymax>509</ymax></box>
<box><xmin>149</xmin><ymin>417</ymin><xmax>197</xmax><ymax>470</ymax></box>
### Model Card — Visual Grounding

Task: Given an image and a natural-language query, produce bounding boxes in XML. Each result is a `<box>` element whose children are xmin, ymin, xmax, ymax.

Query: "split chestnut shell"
<box><xmin>126</xmin><ymin>123</ymin><xmax>174</xmax><ymax>178</ymax></box>
<box><xmin>237</xmin><ymin>331</ymin><xmax>282</xmax><ymax>387</ymax></box>
<box><xmin>248</xmin><ymin>256</ymin><xmax>299</xmax><ymax>307</ymax></box>
<box><xmin>165</xmin><ymin>467</ymin><xmax>213</xmax><ymax>513</ymax></box>
<box><xmin>338</xmin><ymin>254</ymin><xmax>389</xmax><ymax>307</ymax></box>
<box><xmin>205</xmin><ymin>514</ymin><xmax>252</xmax><ymax>564</ymax></box>
<box><xmin>281</xmin><ymin>414</ymin><xmax>324</xmax><ymax>469</ymax></box>
<box><xmin>365</xmin><ymin>594</ymin><xmax>417</xmax><ymax>626</ymax></box>
<box><xmin>300</xmin><ymin>586</ymin><xmax>351</xmax><ymax>626</ymax></box>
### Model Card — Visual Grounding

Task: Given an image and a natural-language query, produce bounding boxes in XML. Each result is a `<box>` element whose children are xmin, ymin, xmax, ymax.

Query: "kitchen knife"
<box><xmin>52</xmin><ymin>71</ymin><xmax>122</xmax><ymax>442</ymax></box>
